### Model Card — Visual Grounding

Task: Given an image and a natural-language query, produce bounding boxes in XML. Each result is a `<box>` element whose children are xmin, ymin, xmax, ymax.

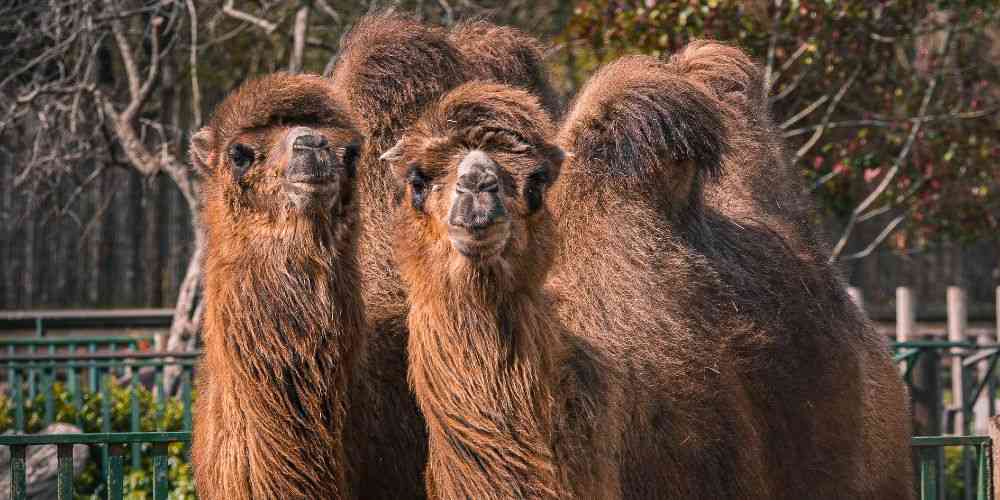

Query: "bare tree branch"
<box><xmin>289</xmin><ymin>3</ymin><xmax>310</xmax><ymax>73</ymax></box>
<box><xmin>763</xmin><ymin>0</ymin><xmax>784</xmax><ymax>94</ymax></box>
<box><xmin>790</xmin><ymin>66</ymin><xmax>861</xmax><ymax>164</ymax></box>
<box><xmin>783</xmin><ymin>106</ymin><xmax>999</xmax><ymax>138</ymax></box>
<box><xmin>105</xmin><ymin>0</ymin><xmax>143</xmax><ymax>101</ymax></box>
<box><xmin>828</xmin><ymin>27</ymin><xmax>955</xmax><ymax>262</ymax></box>
<box><xmin>840</xmin><ymin>214</ymin><xmax>907</xmax><ymax>260</ymax></box>
<box><xmin>186</xmin><ymin>0</ymin><xmax>203</xmax><ymax>128</ymax></box>
<box><xmin>223</xmin><ymin>0</ymin><xmax>279</xmax><ymax>34</ymax></box>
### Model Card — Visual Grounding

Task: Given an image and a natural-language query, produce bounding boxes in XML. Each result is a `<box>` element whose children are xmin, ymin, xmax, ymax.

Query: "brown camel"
<box><xmin>381</xmin><ymin>82</ymin><xmax>612</xmax><ymax>499</ymax></box>
<box><xmin>329</xmin><ymin>13</ymin><xmax>564</xmax><ymax>498</ymax></box>
<box><xmin>386</xmin><ymin>55</ymin><xmax>912</xmax><ymax>498</ymax></box>
<box><xmin>549</xmin><ymin>53</ymin><xmax>912</xmax><ymax>498</ymax></box>
<box><xmin>190</xmin><ymin>73</ymin><xmax>364</xmax><ymax>499</ymax></box>
<box><xmin>665</xmin><ymin>41</ymin><xmax>913</xmax><ymax>498</ymax></box>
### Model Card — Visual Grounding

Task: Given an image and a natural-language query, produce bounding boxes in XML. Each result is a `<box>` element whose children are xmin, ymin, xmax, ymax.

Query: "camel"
<box><xmin>548</xmin><ymin>53</ymin><xmax>913</xmax><ymax>498</ymax></box>
<box><xmin>385</xmin><ymin>53</ymin><xmax>912</xmax><ymax>498</ymax></box>
<box><xmin>190</xmin><ymin>73</ymin><xmax>364</xmax><ymax>499</ymax></box>
<box><xmin>329</xmin><ymin>14</ymin><xmax>563</xmax><ymax>498</ymax></box>
<box><xmin>381</xmin><ymin>82</ymin><xmax>611</xmax><ymax>498</ymax></box>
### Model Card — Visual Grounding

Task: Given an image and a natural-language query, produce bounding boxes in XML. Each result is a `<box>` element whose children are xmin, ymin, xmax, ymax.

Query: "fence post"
<box><xmin>902</xmin><ymin>287</ymin><xmax>941</xmax><ymax>436</ymax></box>
<box><xmin>847</xmin><ymin>286</ymin><xmax>864</xmax><ymax>314</ymax></box>
<box><xmin>950</xmin><ymin>286</ymin><xmax>968</xmax><ymax>434</ymax></box>
<box><xmin>897</xmin><ymin>287</ymin><xmax>916</xmax><ymax>342</ymax></box>
<box><xmin>990</xmin><ymin>416</ymin><xmax>1000</xmax><ymax>500</ymax></box>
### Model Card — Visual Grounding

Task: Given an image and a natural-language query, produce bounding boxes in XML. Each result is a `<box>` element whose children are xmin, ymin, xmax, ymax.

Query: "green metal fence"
<box><xmin>1</xmin><ymin>336</ymin><xmax>155</xmax><ymax>353</ymax></box>
<box><xmin>913</xmin><ymin>436</ymin><xmax>993</xmax><ymax>500</ymax></box>
<box><xmin>1</xmin><ymin>351</ymin><xmax>198</xmax><ymax>434</ymax></box>
<box><xmin>0</xmin><ymin>431</ymin><xmax>191</xmax><ymax>500</ymax></box>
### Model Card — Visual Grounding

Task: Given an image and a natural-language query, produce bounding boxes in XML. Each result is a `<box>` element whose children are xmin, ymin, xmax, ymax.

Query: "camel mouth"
<box><xmin>447</xmin><ymin>223</ymin><xmax>509</xmax><ymax>259</ymax></box>
<box><xmin>284</xmin><ymin>179</ymin><xmax>341</xmax><ymax>211</ymax></box>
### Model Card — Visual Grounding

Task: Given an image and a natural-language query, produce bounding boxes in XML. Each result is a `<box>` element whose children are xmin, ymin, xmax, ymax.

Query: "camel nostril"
<box><xmin>293</xmin><ymin>134</ymin><xmax>328</xmax><ymax>150</ymax></box>
<box><xmin>449</xmin><ymin>192</ymin><xmax>506</xmax><ymax>232</ymax></box>
<box><xmin>456</xmin><ymin>173</ymin><xmax>499</xmax><ymax>194</ymax></box>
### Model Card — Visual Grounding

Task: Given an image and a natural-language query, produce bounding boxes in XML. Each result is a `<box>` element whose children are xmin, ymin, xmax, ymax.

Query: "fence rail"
<box><xmin>0</xmin><ymin>309</ymin><xmax>173</xmax><ymax>332</ymax></box>
<box><xmin>912</xmin><ymin>435</ymin><xmax>993</xmax><ymax>500</ymax></box>
<box><xmin>0</xmin><ymin>431</ymin><xmax>191</xmax><ymax>500</ymax></box>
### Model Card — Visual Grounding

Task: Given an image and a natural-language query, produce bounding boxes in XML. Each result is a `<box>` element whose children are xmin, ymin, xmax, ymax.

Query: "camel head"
<box><xmin>383</xmin><ymin>82</ymin><xmax>563</xmax><ymax>284</ymax></box>
<box><xmin>191</xmin><ymin>73</ymin><xmax>361</xmax><ymax>246</ymax></box>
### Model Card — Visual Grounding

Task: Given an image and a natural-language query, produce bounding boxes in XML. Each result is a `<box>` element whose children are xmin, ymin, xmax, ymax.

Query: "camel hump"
<box><xmin>558</xmin><ymin>55</ymin><xmax>726</xmax><ymax>184</ymax></box>
<box><xmin>668</xmin><ymin>40</ymin><xmax>766</xmax><ymax>114</ymax></box>
<box><xmin>449</xmin><ymin>20</ymin><xmax>562</xmax><ymax>117</ymax></box>
<box><xmin>330</xmin><ymin>13</ymin><xmax>468</xmax><ymax>144</ymax></box>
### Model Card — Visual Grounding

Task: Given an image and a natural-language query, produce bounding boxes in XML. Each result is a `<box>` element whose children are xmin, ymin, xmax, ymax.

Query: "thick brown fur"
<box><xmin>386</xmin><ymin>82</ymin><xmax>619</xmax><ymax>499</ymax></box>
<box><xmin>448</xmin><ymin>20</ymin><xmax>563</xmax><ymax>117</ymax></box>
<box><xmin>329</xmin><ymin>13</ymin><xmax>566</xmax><ymax>498</ymax></box>
<box><xmin>329</xmin><ymin>14</ymin><xmax>466</xmax><ymax>499</ymax></box>
<box><xmin>191</xmin><ymin>73</ymin><xmax>364</xmax><ymax>499</ymax></box>
<box><xmin>546</xmin><ymin>52</ymin><xmax>912</xmax><ymax>498</ymax></box>
<box><xmin>668</xmin><ymin>40</ymin><xmax>826</xmax><ymax>258</ymax></box>
<box><xmin>665</xmin><ymin>41</ymin><xmax>913</xmax><ymax>498</ymax></box>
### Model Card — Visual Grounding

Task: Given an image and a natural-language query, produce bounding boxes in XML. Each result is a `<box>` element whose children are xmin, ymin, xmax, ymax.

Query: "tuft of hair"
<box><xmin>559</xmin><ymin>55</ymin><xmax>726</xmax><ymax>183</ymax></box>
<box><xmin>207</xmin><ymin>73</ymin><xmax>353</xmax><ymax>146</ymax></box>
<box><xmin>420</xmin><ymin>81</ymin><xmax>556</xmax><ymax>148</ymax></box>
<box><xmin>448</xmin><ymin>20</ymin><xmax>562</xmax><ymax>116</ymax></box>
<box><xmin>668</xmin><ymin>40</ymin><xmax>766</xmax><ymax>115</ymax></box>
<box><xmin>330</xmin><ymin>13</ymin><xmax>468</xmax><ymax>147</ymax></box>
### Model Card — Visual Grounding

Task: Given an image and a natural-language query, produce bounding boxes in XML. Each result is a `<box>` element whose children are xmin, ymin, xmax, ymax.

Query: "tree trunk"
<box><xmin>162</xmin><ymin>165</ymin><xmax>203</xmax><ymax>394</ymax></box>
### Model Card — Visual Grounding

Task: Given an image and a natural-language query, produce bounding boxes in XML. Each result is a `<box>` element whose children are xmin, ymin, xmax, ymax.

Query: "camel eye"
<box><xmin>524</xmin><ymin>169</ymin><xmax>549</xmax><ymax>213</ymax></box>
<box><xmin>229</xmin><ymin>143</ymin><xmax>255</xmax><ymax>178</ymax></box>
<box><xmin>407</xmin><ymin>166</ymin><xmax>430</xmax><ymax>211</ymax></box>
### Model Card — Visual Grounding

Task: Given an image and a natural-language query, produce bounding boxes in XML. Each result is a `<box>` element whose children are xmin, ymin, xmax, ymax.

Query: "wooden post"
<box><xmin>847</xmin><ymin>286</ymin><xmax>864</xmax><ymax>314</ymax></box>
<box><xmin>900</xmin><ymin>287</ymin><xmax>938</xmax><ymax>436</ymax></box>
<box><xmin>976</xmin><ymin>330</ymin><xmax>992</xmax><ymax>434</ymax></box>
<box><xmin>990</xmin><ymin>416</ymin><xmax>1000</xmax><ymax>499</ymax></box>
<box><xmin>897</xmin><ymin>287</ymin><xmax>916</xmax><ymax>342</ymax></box>
<box><xmin>949</xmin><ymin>286</ymin><xmax>968</xmax><ymax>434</ymax></box>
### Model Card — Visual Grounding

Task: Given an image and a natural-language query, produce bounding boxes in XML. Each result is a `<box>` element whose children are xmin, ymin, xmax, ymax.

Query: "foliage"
<box><xmin>0</xmin><ymin>380</ymin><xmax>194</xmax><ymax>499</ymax></box>
<box><xmin>561</xmin><ymin>0</ymin><xmax>1000</xmax><ymax>257</ymax></box>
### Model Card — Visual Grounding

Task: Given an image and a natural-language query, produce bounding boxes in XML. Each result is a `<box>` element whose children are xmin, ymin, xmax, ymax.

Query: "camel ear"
<box><xmin>379</xmin><ymin>139</ymin><xmax>404</xmax><ymax>164</ymax></box>
<box><xmin>190</xmin><ymin>128</ymin><xmax>215</xmax><ymax>173</ymax></box>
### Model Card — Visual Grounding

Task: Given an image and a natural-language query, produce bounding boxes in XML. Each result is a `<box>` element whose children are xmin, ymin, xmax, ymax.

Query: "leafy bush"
<box><xmin>0</xmin><ymin>379</ymin><xmax>195</xmax><ymax>499</ymax></box>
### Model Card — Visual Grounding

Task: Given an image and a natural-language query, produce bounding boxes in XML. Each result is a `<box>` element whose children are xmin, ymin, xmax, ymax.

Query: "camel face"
<box><xmin>382</xmin><ymin>82</ymin><xmax>563</xmax><ymax>272</ymax></box>
<box><xmin>190</xmin><ymin>74</ymin><xmax>361</xmax><ymax>235</ymax></box>
<box><xmin>197</xmin><ymin>125</ymin><xmax>359</xmax><ymax>218</ymax></box>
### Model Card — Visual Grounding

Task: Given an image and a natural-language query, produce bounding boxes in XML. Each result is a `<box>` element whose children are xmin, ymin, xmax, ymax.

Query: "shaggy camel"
<box><xmin>548</xmin><ymin>54</ymin><xmax>912</xmax><ymax>498</ymax></box>
<box><xmin>329</xmin><ymin>14</ymin><xmax>563</xmax><ymax>498</ymax></box>
<box><xmin>386</xmin><ymin>55</ymin><xmax>912</xmax><ymax>498</ymax></box>
<box><xmin>381</xmin><ymin>82</ymin><xmax>608</xmax><ymax>499</ymax></box>
<box><xmin>666</xmin><ymin>42</ymin><xmax>913</xmax><ymax>498</ymax></box>
<box><xmin>190</xmin><ymin>74</ymin><xmax>363</xmax><ymax>499</ymax></box>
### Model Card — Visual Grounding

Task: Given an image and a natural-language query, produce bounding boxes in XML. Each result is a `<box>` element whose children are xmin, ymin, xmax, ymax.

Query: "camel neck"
<box><xmin>407</xmin><ymin>281</ymin><xmax>564</xmax><ymax>498</ymax></box>
<box><xmin>202</xmin><ymin>229</ymin><xmax>364</xmax><ymax>412</ymax></box>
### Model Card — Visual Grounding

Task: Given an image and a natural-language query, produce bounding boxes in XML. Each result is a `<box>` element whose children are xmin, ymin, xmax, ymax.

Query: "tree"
<box><xmin>561</xmin><ymin>0</ymin><xmax>1000</xmax><ymax>262</ymax></box>
<box><xmin>0</xmin><ymin>0</ymin><xmax>571</xmax><ymax>392</ymax></box>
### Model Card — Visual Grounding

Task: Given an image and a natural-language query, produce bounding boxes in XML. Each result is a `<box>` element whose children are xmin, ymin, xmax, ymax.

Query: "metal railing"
<box><xmin>1</xmin><ymin>336</ymin><xmax>154</xmax><ymax>353</ymax></box>
<box><xmin>0</xmin><ymin>309</ymin><xmax>173</xmax><ymax>333</ymax></box>
<box><xmin>1</xmin><ymin>351</ymin><xmax>198</xmax><ymax>433</ymax></box>
<box><xmin>913</xmin><ymin>436</ymin><xmax>993</xmax><ymax>500</ymax></box>
<box><xmin>0</xmin><ymin>431</ymin><xmax>190</xmax><ymax>500</ymax></box>
<box><xmin>892</xmin><ymin>340</ymin><xmax>1000</xmax><ymax>435</ymax></box>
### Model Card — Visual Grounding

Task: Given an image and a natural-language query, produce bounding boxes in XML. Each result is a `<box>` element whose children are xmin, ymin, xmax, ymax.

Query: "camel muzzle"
<box><xmin>283</xmin><ymin>126</ymin><xmax>345</xmax><ymax>211</ymax></box>
<box><xmin>447</xmin><ymin>150</ymin><xmax>510</xmax><ymax>257</ymax></box>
